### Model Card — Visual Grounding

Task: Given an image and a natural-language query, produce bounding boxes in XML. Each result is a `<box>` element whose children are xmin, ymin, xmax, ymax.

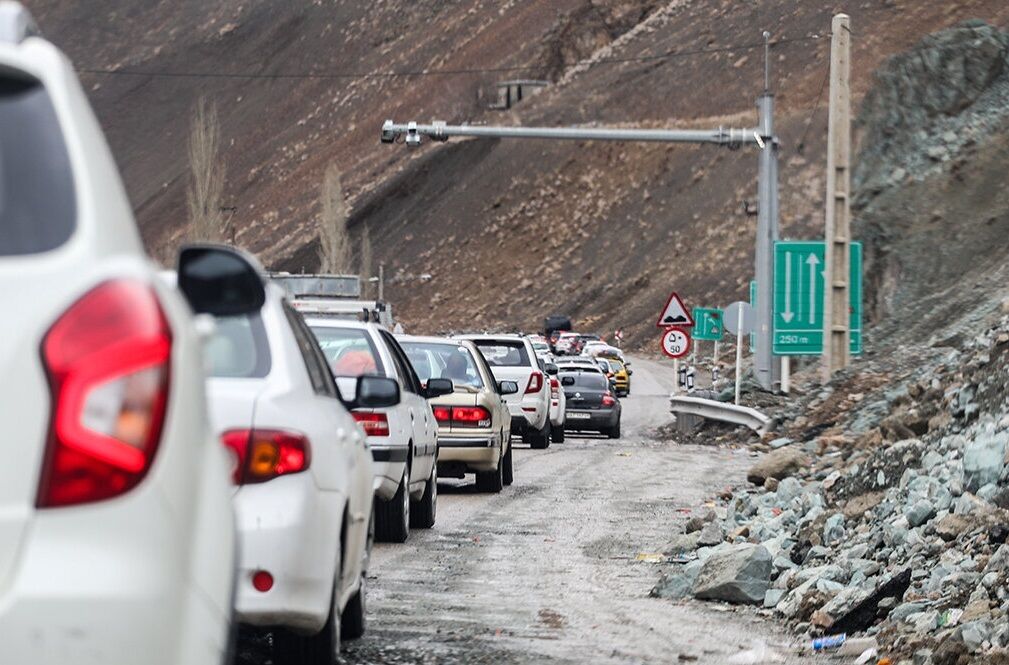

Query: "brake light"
<box><xmin>602</xmin><ymin>394</ymin><xmax>616</xmax><ymax>407</ymax></box>
<box><xmin>432</xmin><ymin>406</ymin><xmax>451</xmax><ymax>423</ymax></box>
<box><xmin>353</xmin><ymin>411</ymin><xmax>390</xmax><ymax>437</ymax></box>
<box><xmin>37</xmin><ymin>281</ymin><xmax>171</xmax><ymax>508</ymax></box>
<box><xmin>525</xmin><ymin>371</ymin><xmax>544</xmax><ymax>394</ymax></box>
<box><xmin>219</xmin><ymin>429</ymin><xmax>310</xmax><ymax>485</ymax></box>
<box><xmin>452</xmin><ymin>406</ymin><xmax>492</xmax><ymax>428</ymax></box>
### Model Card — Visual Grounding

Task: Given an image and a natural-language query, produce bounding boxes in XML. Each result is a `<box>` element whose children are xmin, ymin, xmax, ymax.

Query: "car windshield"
<box><xmin>597</xmin><ymin>360</ymin><xmax>612</xmax><ymax>372</ymax></box>
<box><xmin>309</xmin><ymin>326</ymin><xmax>386</xmax><ymax>377</ymax></box>
<box><xmin>471</xmin><ymin>340</ymin><xmax>530</xmax><ymax>367</ymax></box>
<box><xmin>401</xmin><ymin>341</ymin><xmax>483</xmax><ymax>389</ymax></box>
<box><xmin>562</xmin><ymin>372</ymin><xmax>609</xmax><ymax>390</ymax></box>
<box><xmin>205</xmin><ymin>314</ymin><xmax>272</xmax><ymax>378</ymax></box>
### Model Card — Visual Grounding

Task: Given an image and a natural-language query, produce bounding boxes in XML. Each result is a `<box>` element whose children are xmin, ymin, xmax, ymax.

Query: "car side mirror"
<box><xmin>177</xmin><ymin>244</ymin><xmax>266</xmax><ymax>316</ymax></box>
<box><xmin>499</xmin><ymin>380</ymin><xmax>519</xmax><ymax>395</ymax></box>
<box><xmin>425</xmin><ymin>377</ymin><xmax>454</xmax><ymax>398</ymax></box>
<box><xmin>609</xmin><ymin>378</ymin><xmax>617</xmax><ymax>389</ymax></box>
<box><xmin>561</xmin><ymin>376</ymin><xmax>576</xmax><ymax>387</ymax></box>
<box><xmin>348</xmin><ymin>375</ymin><xmax>400</xmax><ymax>409</ymax></box>
<box><xmin>544</xmin><ymin>363</ymin><xmax>559</xmax><ymax>376</ymax></box>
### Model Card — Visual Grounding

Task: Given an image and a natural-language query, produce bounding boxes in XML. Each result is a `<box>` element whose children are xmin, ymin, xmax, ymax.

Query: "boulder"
<box><xmin>691</xmin><ymin>543</ymin><xmax>772</xmax><ymax>605</ymax></box>
<box><xmin>650</xmin><ymin>560</ymin><xmax>703</xmax><ymax>600</ymax></box>
<box><xmin>696</xmin><ymin>521</ymin><xmax>724</xmax><ymax>547</ymax></box>
<box><xmin>906</xmin><ymin>499</ymin><xmax>937</xmax><ymax>527</ymax></box>
<box><xmin>663</xmin><ymin>532</ymin><xmax>700</xmax><ymax>556</ymax></box>
<box><xmin>935</xmin><ymin>513</ymin><xmax>973</xmax><ymax>541</ymax></box>
<box><xmin>963</xmin><ymin>432</ymin><xmax>1007</xmax><ymax>492</ymax></box>
<box><xmin>747</xmin><ymin>448</ymin><xmax>810</xmax><ymax>485</ymax></box>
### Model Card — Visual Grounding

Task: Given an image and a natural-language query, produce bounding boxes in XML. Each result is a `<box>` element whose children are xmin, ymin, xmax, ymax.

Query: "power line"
<box><xmin>796</xmin><ymin>63</ymin><xmax>829</xmax><ymax>154</ymax></box>
<box><xmin>75</xmin><ymin>34</ymin><xmax>825</xmax><ymax>82</ymax></box>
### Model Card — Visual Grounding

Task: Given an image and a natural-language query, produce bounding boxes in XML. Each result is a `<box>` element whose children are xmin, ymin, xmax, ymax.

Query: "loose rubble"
<box><xmin>653</xmin><ymin>313</ymin><xmax>1009</xmax><ymax>663</ymax></box>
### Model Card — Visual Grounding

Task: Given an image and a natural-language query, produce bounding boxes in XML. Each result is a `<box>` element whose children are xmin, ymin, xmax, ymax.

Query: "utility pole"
<box><xmin>822</xmin><ymin>14</ymin><xmax>852</xmax><ymax>381</ymax></box>
<box><xmin>380</xmin><ymin>38</ymin><xmax>782</xmax><ymax>391</ymax></box>
<box><xmin>377</xmin><ymin>262</ymin><xmax>385</xmax><ymax>301</ymax></box>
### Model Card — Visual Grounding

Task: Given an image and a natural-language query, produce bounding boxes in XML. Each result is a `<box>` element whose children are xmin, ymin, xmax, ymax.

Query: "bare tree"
<box><xmin>359</xmin><ymin>228</ymin><xmax>373</xmax><ymax>297</ymax></box>
<box><xmin>317</xmin><ymin>164</ymin><xmax>351</xmax><ymax>273</ymax></box>
<box><xmin>186</xmin><ymin>97</ymin><xmax>228</xmax><ymax>242</ymax></box>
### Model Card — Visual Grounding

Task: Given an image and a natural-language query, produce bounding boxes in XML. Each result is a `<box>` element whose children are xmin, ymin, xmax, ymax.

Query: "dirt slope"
<box><xmin>26</xmin><ymin>0</ymin><xmax>1009</xmax><ymax>347</ymax></box>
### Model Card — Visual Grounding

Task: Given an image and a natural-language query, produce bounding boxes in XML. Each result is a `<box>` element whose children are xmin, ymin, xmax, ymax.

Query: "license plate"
<box><xmin>567</xmin><ymin>412</ymin><xmax>591</xmax><ymax>420</ymax></box>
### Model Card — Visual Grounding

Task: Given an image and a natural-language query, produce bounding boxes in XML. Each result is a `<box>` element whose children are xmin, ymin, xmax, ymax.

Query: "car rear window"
<box><xmin>310</xmin><ymin>325</ymin><xmax>386</xmax><ymax>377</ymax></box>
<box><xmin>401</xmin><ymin>341</ymin><xmax>484</xmax><ymax>389</ymax></box>
<box><xmin>563</xmin><ymin>372</ymin><xmax>609</xmax><ymax>390</ymax></box>
<box><xmin>0</xmin><ymin>77</ymin><xmax>76</xmax><ymax>256</ymax></box>
<box><xmin>205</xmin><ymin>314</ymin><xmax>272</xmax><ymax>378</ymax></box>
<box><xmin>471</xmin><ymin>340</ymin><xmax>530</xmax><ymax>367</ymax></box>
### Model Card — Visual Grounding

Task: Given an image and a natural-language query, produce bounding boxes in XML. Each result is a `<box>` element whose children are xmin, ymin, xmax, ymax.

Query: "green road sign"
<box><xmin>773</xmin><ymin>241</ymin><xmax>862</xmax><ymax>356</ymax></box>
<box><xmin>692</xmin><ymin>307</ymin><xmax>723</xmax><ymax>341</ymax></box>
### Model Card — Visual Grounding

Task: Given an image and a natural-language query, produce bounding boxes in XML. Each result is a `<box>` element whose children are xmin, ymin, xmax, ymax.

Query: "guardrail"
<box><xmin>669</xmin><ymin>395</ymin><xmax>770</xmax><ymax>435</ymax></box>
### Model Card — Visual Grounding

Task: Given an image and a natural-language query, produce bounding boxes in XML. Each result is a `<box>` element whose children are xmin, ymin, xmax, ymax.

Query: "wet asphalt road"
<box><xmin>334</xmin><ymin>357</ymin><xmax>801</xmax><ymax>665</ymax></box>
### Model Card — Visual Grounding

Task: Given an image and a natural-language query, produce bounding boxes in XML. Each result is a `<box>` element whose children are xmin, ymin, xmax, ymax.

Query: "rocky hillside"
<box><xmin>26</xmin><ymin>0</ymin><xmax>1009</xmax><ymax>349</ymax></box>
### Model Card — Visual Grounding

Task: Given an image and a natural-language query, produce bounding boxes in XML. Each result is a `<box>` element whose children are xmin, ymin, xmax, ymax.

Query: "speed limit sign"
<box><xmin>660</xmin><ymin>326</ymin><xmax>691</xmax><ymax>359</ymax></box>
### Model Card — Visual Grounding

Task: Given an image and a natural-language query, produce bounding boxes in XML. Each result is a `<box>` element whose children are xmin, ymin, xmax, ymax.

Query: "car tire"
<box><xmin>551</xmin><ymin>425</ymin><xmax>565</xmax><ymax>443</ymax></box>
<box><xmin>375</xmin><ymin>469</ymin><xmax>410</xmax><ymax>543</ymax></box>
<box><xmin>341</xmin><ymin>575</ymin><xmax>366</xmax><ymax>640</ymax></box>
<box><xmin>274</xmin><ymin>556</ymin><xmax>341</xmax><ymax>664</ymax></box>
<box><xmin>410</xmin><ymin>461</ymin><xmax>437</xmax><ymax>529</ymax></box>
<box><xmin>608</xmin><ymin>420</ymin><xmax>621</xmax><ymax>439</ymax></box>
<box><xmin>475</xmin><ymin>451</ymin><xmax>504</xmax><ymax>493</ymax></box>
<box><xmin>530</xmin><ymin>422</ymin><xmax>551</xmax><ymax>450</ymax></box>
<box><xmin>502</xmin><ymin>444</ymin><xmax>514</xmax><ymax>486</ymax></box>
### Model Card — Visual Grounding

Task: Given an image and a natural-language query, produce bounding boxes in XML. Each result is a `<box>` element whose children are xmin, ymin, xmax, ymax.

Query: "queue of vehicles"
<box><xmin>0</xmin><ymin>11</ymin><xmax>633</xmax><ymax>665</ymax></box>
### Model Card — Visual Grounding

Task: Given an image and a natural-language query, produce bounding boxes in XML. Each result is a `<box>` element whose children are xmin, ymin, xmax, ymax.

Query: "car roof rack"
<box><xmin>0</xmin><ymin>2</ymin><xmax>39</xmax><ymax>44</ymax></box>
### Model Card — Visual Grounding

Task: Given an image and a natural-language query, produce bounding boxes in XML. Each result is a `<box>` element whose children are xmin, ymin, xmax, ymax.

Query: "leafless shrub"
<box><xmin>359</xmin><ymin>228</ymin><xmax>373</xmax><ymax>297</ymax></box>
<box><xmin>317</xmin><ymin>165</ymin><xmax>351</xmax><ymax>273</ymax></box>
<box><xmin>186</xmin><ymin>97</ymin><xmax>228</xmax><ymax>242</ymax></box>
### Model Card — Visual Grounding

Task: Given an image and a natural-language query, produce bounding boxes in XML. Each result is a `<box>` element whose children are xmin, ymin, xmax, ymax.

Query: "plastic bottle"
<box><xmin>811</xmin><ymin>634</ymin><xmax>847</xmax><ymax>651</ymax></box>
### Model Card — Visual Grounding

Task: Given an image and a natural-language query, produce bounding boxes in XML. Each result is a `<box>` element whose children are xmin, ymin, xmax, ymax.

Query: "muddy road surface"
<box><xmin>332</xmin><ymin>357</ymin><xmax>800</xmax><ymax>664</ymax></box>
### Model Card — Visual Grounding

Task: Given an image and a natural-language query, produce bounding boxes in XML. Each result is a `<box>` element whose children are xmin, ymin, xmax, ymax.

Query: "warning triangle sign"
<box><xmin>656</xmin><ymin>291</ymin><xmax>694</xmax><ymax>328</ymax></box>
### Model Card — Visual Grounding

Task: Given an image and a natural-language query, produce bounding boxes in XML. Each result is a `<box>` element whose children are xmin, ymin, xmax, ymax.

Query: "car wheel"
<box><xmin>274</xmin><ymin>555</ymin><xmax>341</xmax><ymax>664</ymax></box>
<box><xmin>502</xmin><ymin>443</ymin><xmax>514</xmax><ymax>486</ymax></box>
<box><xmin>410</xmin><ymin>461</ymin><xmax>437</xmax><ymax>529</ymax></box>
<box><xmin>551</xmin><ymin>425</ymin><xmax>565</xmax><ymax>443</ymax></box>
<box><xmin>375</xmin><ymin>468</ymin><xmax>409</xmax><ymax>543</ymax></box>
<box><xmin>608</xmin><ymin>420</ymin><xmax>621</xmax><ymax>439</ymax></box>
<box><xmin>341</xmin><ymin>511</ymin><xmax>372</xmax><ymax>640</ymax></box>
<box><xmin>475</xmin><ymin>449</ymin><xmax>504</xmax><ymax>493</ymax></box>
<box><xmin>530</xmin><ymin>422</ymin><xmax>551</xmax><ymax>450</ymax></box>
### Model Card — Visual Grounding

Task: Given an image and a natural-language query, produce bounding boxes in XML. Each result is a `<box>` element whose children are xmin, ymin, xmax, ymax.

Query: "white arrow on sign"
<box><xmin>781</xmin><ymin>251</ymin><xmax>794</xmax><ymax>323</ymax></box>
<box><xmin>806</xmin><ymin>253</ymin><xmax>820</xmax><ymax>324</ymax></box>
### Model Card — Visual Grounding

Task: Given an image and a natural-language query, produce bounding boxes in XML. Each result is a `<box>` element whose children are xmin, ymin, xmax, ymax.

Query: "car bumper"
<box><xmin>370</xmin><ymin>445</ymin><xmax>409</xmax><ymax>500</ymax></box>
<box><xmin>232</xmin><ymin>475</ymin><xmax>341</xmax><ymax>633</ymax></box>
<box><xmin>0</xmin><ymin>487</ymin><xmax>233</xmax><ymax>665</ymax></box>
<box><xmin>438</xmin><ymin>433</ymin><xmax>502</xmax><ymax>472</ymax></box>
<box><xmin>509</xmin><ymin>403</ymin><xmax>547</xmax><ymax>430</ymax></box>
<box><xmin>564</xmin><ymin>408</ymin><xmax>619</xmax><ymax>431</ymax></box>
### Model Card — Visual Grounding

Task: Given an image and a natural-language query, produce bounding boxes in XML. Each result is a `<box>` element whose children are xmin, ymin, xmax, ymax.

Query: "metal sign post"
<box><xmin>725</xmin><ymin>301</ymin><xmax>755</xmax><ymax>406</ymax></box>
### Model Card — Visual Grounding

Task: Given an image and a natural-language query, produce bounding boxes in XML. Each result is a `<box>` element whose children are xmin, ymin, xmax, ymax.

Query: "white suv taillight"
<box><xmin>525</xmin><ymin>371</ymin><xmax>544</xmax><ymax>395</ymax></box>
<box><xmin>36</xmin><ymin>280</ymin><xmax>172</xmax><ymax>508</ymax></box>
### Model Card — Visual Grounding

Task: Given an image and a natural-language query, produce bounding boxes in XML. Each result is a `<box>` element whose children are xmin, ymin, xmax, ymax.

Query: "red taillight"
<box><xmin>432</xmin><ymin>406</ymin><xmax>452</xmax><ymax>424</ymax></box>
<box><xmin>353</xmin><ymin>411</ymin><xmax>390</xmax><ymax>437</ymax></box>
<box><xmin>525</xmin><ymin>371</ymin><xmax>544</xmax><ymax>395</ymax></box>
<box><xmin>550</xmin><ymin>378</ymin><xmax>560</xmax><ymax>398</ymax></box>
<box><xmin>452</xmin><ymin>406</ymin><xmax>492</xmax><ymax>427</ymax></box>
<box><xmin>219</xmin><ymin>429</ymin><xmax>311</xmax><ymax>485</ymax></box>
<box><xmin>37</xmin><ymin>280</ymin><xmax>172</xmax><ymax>508</ymax></box>
<box><xmin>602</xmin><ymin>394</ymin><xmax>616</xmax><ymax>407</ymax></box>
<box><xmin>252</xmin><ymin>570</ymin><xmax>273</xmax><ymax>592</ymax></box>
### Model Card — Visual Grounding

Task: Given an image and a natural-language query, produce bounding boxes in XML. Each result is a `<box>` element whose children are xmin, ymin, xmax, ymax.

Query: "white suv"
<box><xmin>305</xmin><ymin>319</ymin><xmax>446</xmax><ymax>542</ymax></box>
<box><xmin>201</xmin><ymin>258</ymin><xmax>397</xmax><ymax>662</ymax></box>
<box><xmin>457</xmin><ymin>335</ymin><xmax>553</xmax><ymax>449</ymax></box>
<box><xmin>0</xmin><ymin>9</ymin><xmax>236</xmax><ymax>664</ymax></box>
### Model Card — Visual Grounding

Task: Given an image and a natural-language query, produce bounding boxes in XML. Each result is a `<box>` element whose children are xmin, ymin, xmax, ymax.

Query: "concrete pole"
<box><xmin>378</xmin><ymin>263</ymin><xmax>385</xmax><ymax>301</ymax></box>
<box><xmin>755</xmin><ymin>92</ymin><xmax>780</xmax><ymax>392</ymax></box>
<box><xmin>822</xmin><ymin>13</ymin><xmax>853</xmax><ymax>381</ymax></box>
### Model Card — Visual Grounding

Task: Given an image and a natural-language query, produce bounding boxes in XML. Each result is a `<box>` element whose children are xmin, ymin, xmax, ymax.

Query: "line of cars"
<box><xmin>0</xmin><ymin>12</ymin><xmax>635</xmax><ymax>664</ymax></box>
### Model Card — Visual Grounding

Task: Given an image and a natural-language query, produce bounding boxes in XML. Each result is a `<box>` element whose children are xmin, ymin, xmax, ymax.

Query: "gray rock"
<box><xmin>956</xmin><ymin>620</ymin><xmax>991</xmax><ymax>652</ymax></box>
<box><xmin>892</xmin><ymin>602</ymin><xmax>927</xmax><ymax>621</ymax></box>
<box><xmin>662</xmin><ymin>532</ymin><xmax>700</xmax><ymax>556</ymax></box>
<box><xmin>823</xmin><ymin>513</ymin><xmax>845</xmax><ymax>546</ymax></box>
<box><xmin>651</xmin><ymin>560</ymin><xmax>703</xmax><ymax>599</ymax></box>
<box><xmin>764</xmin><ymin>588</ymin><xmax>785</xmax><ymax>608</ymax></box>
<box><xmin>963</xmin><ymin>432</ymin><xmax>1007</xmax><ymax>492</ymax></box>
<box><xmin>769</xmin><ymin>437</ymin><xmax>793</xmax><ymax>449</ymax></box>
<box><xmin>776</xmin><ymin>477</ymin><xmax>802</xmax><ymax>503</ymax></box>
<box><xmin>906</xmin><ymin>499</ymin><xmax>936</xmax><ymax>527</ymax></box>
<box><xmin>692</xmin><ymin>543</ymin><xmax>772</xmax><ymax>605</ymax></box>
<box><xmin>696</xmin><ymin>521</ymin><xmax>724</xmax><ymax>547</ymax></box>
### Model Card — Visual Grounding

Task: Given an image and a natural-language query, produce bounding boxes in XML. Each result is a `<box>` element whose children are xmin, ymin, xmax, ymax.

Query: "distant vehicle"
<box><xmin>547</xmin><ymin>372</ymin><xmax>567</xmax><ymax>443</ymax></box>
<box><xmin>555</xmin><ymin>356</ymin><xmax>605</xmax><ymax>372</ymax></box>
<box><xmin>555</xmin><ymin>331</ymin><xmax>582</xmax><ymax>356</ymax></box>
<box><xmin>543</xmin><ymin>314</ymin><xmax>572</xmax><ymax>338</ymax></box>
<box><xmin>608</xmin><ymin>358</ymin><xmax>632</xmax><ymax>397</ymax></box>
<box><xmin>399</xmin><ymin>336</ymin><xmax>516</xmax><ymax>492</ymax></box>
<box><xmin>456</xmin><ymin>334</ymin><xmax>555</xmax><ymax>449</ymax></box>
<box><xmin>560</xmin><ymin>369</ymin><xmax>623</xmax><ymax>438</ymax></box>
<box><xmin>306</xmin><ymin>320</ymin><xmax>447</xmax><ymax>542</ymax></box>
<box><xmin>273</xmin><ymin>273</ymin><xmax>395</xmax><ymax>328</ymax></box>
<box><xmin>204</xmin><ymin>258</ymin><xmax>395</xmax><ymax>659</ymax></box>
<box><xmin>584</xmin><ymin>342</ymin><xmax>626</xmax><ymax>363</ymax></box>
<box><xmin>0</xmin><ymin>12</ymin><xmax>237</xmax><ymax>664</ymax></box>
<box><xmin>530</xmin><ymin>338</ymin><xmax>553</xmax><ymax>360</ymax></box>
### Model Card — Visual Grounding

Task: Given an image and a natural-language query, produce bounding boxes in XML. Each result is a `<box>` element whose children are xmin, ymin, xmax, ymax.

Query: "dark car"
<box><xmin>560</xmin><ymin>369</ymin><xmax>621</xmax><ymax>438</ymax></box>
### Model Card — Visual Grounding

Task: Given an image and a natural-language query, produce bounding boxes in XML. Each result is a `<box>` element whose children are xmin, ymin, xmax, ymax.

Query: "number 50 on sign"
<box><xmin>660</xmin><ymin>327</ymin><xmax>691</xmax><ymax>359</ymax></box>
